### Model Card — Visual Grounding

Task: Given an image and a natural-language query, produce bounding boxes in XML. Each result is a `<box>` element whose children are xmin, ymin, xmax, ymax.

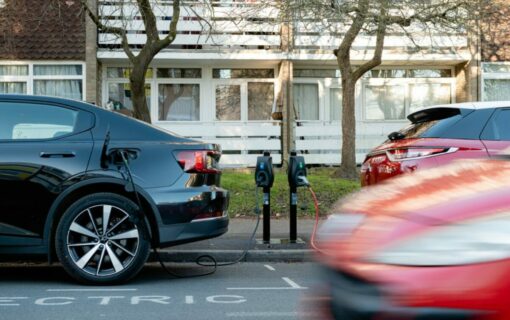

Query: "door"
<box><xmin>0</xmin><ymin>101</ymin><xmax>94</xmax><ymax>246</ymax></box>
<box><xmin>481</xmin><ymin>108</ymin><xmax>510</xmax><ymax>157</ymax></box>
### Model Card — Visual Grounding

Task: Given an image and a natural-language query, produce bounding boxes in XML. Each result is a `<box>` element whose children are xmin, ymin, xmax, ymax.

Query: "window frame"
<box><xmin>293</xmin><ymin>66</ymin><xmax>455</xmax><ymax>123</ymax></box>
<box><xmin>292</xmin><ymin>76</ymin><xmax>342</xmax><ymax>123</ymax></box>
<box><xmin>211</xmin><ymin>69</ymin><xmax>276</xmax><ymax>123</ymax></box>
<box><xmin>0</xmin><ymin>101</ymin><xmax>94</xmax><ymax>142</ymax></box>
<box><xmin>481</xmin><ymin>62</ymin><xmax>510</xmax><ymax>102</ymax></box>
<box><xmin>0</xmin><ymin>61</ymin><xmax>85</xmax><ymax>99</ymax></box>
<box><xmin>102</xmin><ymin>65</ymin><xmax>279</xmax><ymax>123</ymax></box>
<box><xmin>361</xmin><ymin>74</ymin><xmax>455</xmax><ymax>122</ymax></box>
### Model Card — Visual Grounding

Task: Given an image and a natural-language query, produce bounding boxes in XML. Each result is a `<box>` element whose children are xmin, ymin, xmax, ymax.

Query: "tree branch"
<box><xmin>335</xmin><ymin>0</ymin><xmax>369</xmax><ymax>73</ymax></box>
<box><xmin>137</xmin><ymin>0</ymin><xmax>159</xmax><ymax>40</ymax></box>
<box><xmin>154</xmin><ymin>0</ymin><xmax>180</xmax><ymax>52</ymax></box>
<box><xmin>352</xmin><ymin>4</ymin><xmax>387</xmax><ymax>80</ymax></box>
<box><xmin>81</xmin><ymin>0</ymin><xmax>135</xmax><ymax>61</ymax></box>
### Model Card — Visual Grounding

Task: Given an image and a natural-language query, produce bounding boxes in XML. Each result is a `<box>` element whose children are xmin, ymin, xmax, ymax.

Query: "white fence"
<box><xmin>154</xmin><ymin>121</ymin><xmax>282</xmax><ymax>167</ymax></box>
<box><xmin>295</xmin><ymin>121</ymin><xmax>405</xmax><ymax>165</ymax></box>
<box><xmin>98</xmin><ymin>1</ymin><xmax>281</xmax><ymax>50</ymax></box>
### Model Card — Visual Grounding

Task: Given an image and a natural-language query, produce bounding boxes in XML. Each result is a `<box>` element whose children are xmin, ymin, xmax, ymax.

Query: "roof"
<box><xmin>0</xmin><ymin>0</ymin><xmax>85</xmax><ymax>60</ymax></box>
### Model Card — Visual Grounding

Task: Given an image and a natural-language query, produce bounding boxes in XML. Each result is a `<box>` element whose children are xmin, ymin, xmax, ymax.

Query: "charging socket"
<box><xmin>255</xmin><ymin>151</ymin><xmax>274</xmax><ymax>188</ymax></box>
<box><xmin>288</xmin><ymin>151</ymin><xmax>307</xmax><ymax>189</ymax></box>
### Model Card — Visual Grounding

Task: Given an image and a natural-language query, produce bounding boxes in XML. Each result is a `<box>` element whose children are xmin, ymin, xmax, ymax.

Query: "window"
<box><xmin>107</xmin><ymin>83</ymin><xmax>151</xmax><ymax>116</ymax></box>
<box><xmin>0</xmin><ymin>65</ymin><xmax>28</xmax><ymax>76</ymax></box>
<box><xmin>0</xmin><ymin>103</ymin><xmax>78</xmax><ymax>140</ymax></box>
<box><xmin>365</xmin><ymin>85</ymin><xmax>406</xmax><ymax>120</ymax></box>
<box><xmin>0</xmin><ymin>63</ymin><xmax>84</xmax><ymax>100</ymax></box>
<box><xmin>481</xmin><ymin>109</ymin><xmax>510</xmax><ymax>140</ymax></box>
<box><xmin>409</xmin><ymin>83</ymin><xmax>451</xmax><ymax>114</ymax></box>
<box><xmin>293</xmin><ymin>83</ymin><xmax>319</xmax><ymax>120</ymax></box>
<box><xmin>106</xmin><ymin>67</ymin><xmax>153</xmax><ymax>79</ymax></box>
<box><xmin>483</xmin><ymin>80</ymin><xmax>510</xmax><ymax>101</ymax></box>
<box><xmin>0</xmin><ymin>82</ymin><xmax>26</xmax><ymax>94</ymax></box>
<box><xmin>482</xmin><ymin>63</ymin><xmax>510</xmax><ymax>102</ymax></box>
<box><xmin>34</xmin><ymin>65</ymin><xmax>82</xmax><ymax>76</ymax></box>
<box><xmin>330</xmin><ymin>88</ymin><xmax>342</xmax><ymax>121</ymax></box>
<box><xmin>295</xmin><ymin>69</ymin><xmax>340</xmax><ymax>78</ymax></box>
<box><xmin>213</xmin><ymin>68</ymin><xmax>275</xmax><ymax>122</ymax></box>
<box><xmin>216</xmin><ymin>85</ymin><xmax>241</xmax><ymax>121</ymax></box>
<box><xmin>213</xmin><ymin>69</ymin><xmax>274</xmax><ymax>79</ymax></box>
<box><xmin>159</xmin><ymin>84</ymin><xmax>200</xmax><ymax>121</ymax></box>
<box><xmin>157</xmin><ymin>68</ymin><xmax>201</xmax><ymax>78</ymax></box>
<box><xmin>34</xmin><ymin>80</ymin><xmax>82</xmax><ymax>101</ymax></box>
<box><xmin>248</xmin><ymin>82</ymin><xmax>274</xmax><ymax>121</ymax></box>
<box><xmin>363</xmin><ymin>68</ymin><xmax>453</xmax><ymax>121</ymax></box>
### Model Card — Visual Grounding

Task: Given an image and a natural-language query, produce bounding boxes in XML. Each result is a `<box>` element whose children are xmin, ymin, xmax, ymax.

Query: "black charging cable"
<box><xmin>118</xmin><ymin>150</ymin><xmax>261</xmax><ymax>278</ymax></box>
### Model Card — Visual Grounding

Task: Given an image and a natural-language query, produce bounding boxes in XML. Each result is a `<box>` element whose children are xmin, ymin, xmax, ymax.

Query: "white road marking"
<box><xmin>185</xmin><ymin>295</ymin><xmax>194</xmax><ymax>304</ymax></box>
<box><xmin>227</xmin><ymin>312</ymin><xmax>298</xmax><ymax>318</ymax></box>
<box><xmin>46</xmin><ymin>289</ymin><xmax>137</xmax><ymax>292</ymax></box>
<box><xmin>263</xmin><ymin>264</ymin><xmax>275</xmax><ymax>271</ymax></box>
<box><xmin>35</xmin><ymin>297</ymin><xmax>75</xmax><ymax>306</ymax></box>
<box><xmin>282</xmin><ymin>277</ymin><xmax>306</xmax><ymax>289</ymax></box>
<box><xmin>0</xmin><ymin>297</ymin><xmax>28</xmax><ymax>306</ymax></box>
<box><xmin>227</xmin><ymin>277</ymin><xmax>307</xmax><ymax>290</ymax></box>
<box><xmin>206</xmin><ymin>295</ymin><xmax>247</xmax><ymax>304</ymax></box>
<box><xmin>88</xmin><ymin>296</ymin><xmax>125</xmax><ymax>305</ymax></box>
<box><xmin>131</xmin><ymin>296</ymin><xmax>170</xmax><ymax>305</ymax></box>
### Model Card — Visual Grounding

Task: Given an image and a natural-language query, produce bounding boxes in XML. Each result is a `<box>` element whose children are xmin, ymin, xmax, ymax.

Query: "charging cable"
<box><xmin>118</xmin><ymin>150</ymin><xmax>261</xmax><ymax>278</ymax></box>
<box><xmin>296</xmin><ymin>176</ymin><xmax>321</xmax><ymax>252</ymax></box>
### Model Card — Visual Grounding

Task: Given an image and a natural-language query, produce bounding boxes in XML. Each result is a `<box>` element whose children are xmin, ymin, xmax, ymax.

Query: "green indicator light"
<box><xmin>299</xmin><ymin>162</ymin><xmax>303</xmax><ymax>169</ymax></box>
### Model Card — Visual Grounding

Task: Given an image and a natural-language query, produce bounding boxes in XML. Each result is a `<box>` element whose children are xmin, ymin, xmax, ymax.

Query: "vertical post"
<box><xmin>290</xmin><ymin>185</ymin><xmax>297</xmax><ymax>243</ymax></box>
<box><xmin>263</xmin><ymin>186</ymin><xmax>271</xmax><ymax>244</ymax></box>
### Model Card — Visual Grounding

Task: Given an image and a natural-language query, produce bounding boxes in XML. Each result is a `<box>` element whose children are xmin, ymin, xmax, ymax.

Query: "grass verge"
<box><xmin>222</xmin><ymin>168</ymin><xmax>360</xmax><ymax>218</ymax></box>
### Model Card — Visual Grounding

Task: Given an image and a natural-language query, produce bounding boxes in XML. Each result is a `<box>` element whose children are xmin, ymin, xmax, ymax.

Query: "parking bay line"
<box><xmin>46</xmin><ymin>288</ymin><xmax>138</xmax><ymax>292</ymax></box>
<box><xmin>226</xmin><ymin>277</ymin><xmax>307</xmax><ymax>290</ymax></box>
<box><xmin>264</xmin><ymin>264</ymin><xmax>275</xmax><ymax>271</ymax></box>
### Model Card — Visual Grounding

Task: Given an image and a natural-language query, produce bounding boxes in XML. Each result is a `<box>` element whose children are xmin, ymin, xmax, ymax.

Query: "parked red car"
<box><xmin>307</xmin><ymin>159</ymin><xmax>510</xmax><ymax>320</ymax></box>
<box><xmin>361</xmin><ymin>101</ymin><xmax>510</xmax><ymax>186</ymax></box>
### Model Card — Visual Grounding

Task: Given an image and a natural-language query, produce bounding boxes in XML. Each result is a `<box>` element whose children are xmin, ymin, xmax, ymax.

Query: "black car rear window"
<box><xmin>397</xmin><ymin>108</ymin><xmax>493</xmax><ymax>140</ymax></box>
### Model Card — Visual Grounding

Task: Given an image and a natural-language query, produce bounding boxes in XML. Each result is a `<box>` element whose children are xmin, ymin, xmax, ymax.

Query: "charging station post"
<box><xmin>255</xmin><ymin>151</ymin><xmax>274</xmax><ymax>244</ymax></box>
<box><xmin>287</xmin><ymin>151</ymin><xmax>307</xmax><ymax>243</ymax></box>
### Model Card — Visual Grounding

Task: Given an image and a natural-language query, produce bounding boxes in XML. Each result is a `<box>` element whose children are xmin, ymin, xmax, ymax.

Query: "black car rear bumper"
<box><xmin>157</xmin><ymin>215</ymin><xmax>229</xmax><ymax>248</ymax></box>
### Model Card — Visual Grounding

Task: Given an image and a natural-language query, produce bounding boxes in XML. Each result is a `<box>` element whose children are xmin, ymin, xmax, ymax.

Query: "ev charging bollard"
<box><xmin>288</xmin><ymin>151</ymin><xmax>307</xmax><ymax>243</ymax></box>
<box><xmin>255</xmin><ymin>151</ymin><xmax>274</xmax><ymax>244</ymax></box>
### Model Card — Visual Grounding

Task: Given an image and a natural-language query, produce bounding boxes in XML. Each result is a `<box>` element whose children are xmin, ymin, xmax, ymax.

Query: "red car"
<box><xmin>361</xmin><ymin>101</ymin><xmax>510</xmax><ymax>186</ymax></box>
<box><xmin>307</xmin><ymin>159</ymin><xmax>510</xmax><ymax>320</ymax></box>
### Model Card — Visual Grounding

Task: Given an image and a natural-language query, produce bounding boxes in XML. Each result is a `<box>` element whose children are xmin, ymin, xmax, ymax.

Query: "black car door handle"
<box><xmin>40</xmin><ymin>152</ymin><xmax>76</xmax><ymax>158</ymax></box>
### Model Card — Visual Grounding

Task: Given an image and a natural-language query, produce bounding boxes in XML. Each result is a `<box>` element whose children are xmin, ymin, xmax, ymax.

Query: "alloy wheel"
<box><xmin>66</xmin><ymin>204</ymin><xmax>140</xmax><ymax>277</ymax></box>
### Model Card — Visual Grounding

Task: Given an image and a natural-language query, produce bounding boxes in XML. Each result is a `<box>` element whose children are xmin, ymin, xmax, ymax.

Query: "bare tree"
<box><xmin>263</xmin><ymin>0</ymin><xmax>480</xmax><ymax>178</ymax></box>
<box><xmin>81</xmin><ymin>0</ymin><xmax>184</xmax><ymax>123</ymax></box>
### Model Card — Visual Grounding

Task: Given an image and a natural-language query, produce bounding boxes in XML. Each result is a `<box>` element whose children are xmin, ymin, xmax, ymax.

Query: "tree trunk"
<box><xmin>129</xmin><ymin>65</ymin><xmax>151</xmax><ymax>123</ymax></box>
<box><xmin>335</xmin><ymin>77</ymin><xmax>358</xmax><ymax>179</ymax></box>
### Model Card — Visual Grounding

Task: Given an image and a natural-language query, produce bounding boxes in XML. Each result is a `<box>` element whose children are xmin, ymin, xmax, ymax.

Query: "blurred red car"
<box><xmin>361</xmin><ymin>101</ymin><xmax>510</xmax><ymax>186</ymax></box>
<box><xmin>309</xmin><ymin>159</ymin><xmax>510</xmax><ymax>320</ymax></box>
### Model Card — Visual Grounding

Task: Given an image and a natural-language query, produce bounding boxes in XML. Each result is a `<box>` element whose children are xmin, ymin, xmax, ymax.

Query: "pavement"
<box><xmin>156</xmin><ymin>218</ymin><xmax>319</xmax><ymax>263</ymax></box>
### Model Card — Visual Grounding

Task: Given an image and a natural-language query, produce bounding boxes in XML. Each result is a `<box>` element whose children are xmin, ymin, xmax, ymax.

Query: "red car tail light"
<box><xmin>174</xmin><ymin>150</ymin><xmax>221</xmax><ymax>174</ymax></box>
<box><xmin>386</xmin><ymin>147</ymin><xmax>457</xmax><ymax>161</ymax></box>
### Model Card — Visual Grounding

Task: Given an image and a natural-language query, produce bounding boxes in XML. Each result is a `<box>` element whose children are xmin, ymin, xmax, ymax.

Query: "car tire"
<box><xmin>55</xmin><ymin>193</ymin><xmax>151</xmax><ymax>284</ymax></box>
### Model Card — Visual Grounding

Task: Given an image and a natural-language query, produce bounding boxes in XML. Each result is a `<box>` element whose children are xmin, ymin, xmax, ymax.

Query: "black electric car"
<box><xmin>0</xmin><ymin>95</ymin><xmax>229</xmax><ymax>284</ymax></box>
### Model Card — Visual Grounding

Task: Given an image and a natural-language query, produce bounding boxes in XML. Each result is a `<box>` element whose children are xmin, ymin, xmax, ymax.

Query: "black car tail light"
<box><xmin>174</xmin><ymin>150</ymin><xmax>221</xmax><ymax>174</ymax></box>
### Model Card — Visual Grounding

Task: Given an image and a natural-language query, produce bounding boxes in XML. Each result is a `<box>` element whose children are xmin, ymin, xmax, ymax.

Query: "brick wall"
<box><xmin>481</xmin><ymin>1</ymin><xmax>510</xmax><ymax>62</ymax></box>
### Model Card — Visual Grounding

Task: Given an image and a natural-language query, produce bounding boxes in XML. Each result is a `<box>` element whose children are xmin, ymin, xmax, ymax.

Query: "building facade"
<box><xmin>2</xmin><ymin>1</ymin><xmax>505</xmax><ymax>167</ymax></box>
<box><xmin>0</xmin><ymin>0</ymin><xmax>86</xmax><ymax>101</ymax></box>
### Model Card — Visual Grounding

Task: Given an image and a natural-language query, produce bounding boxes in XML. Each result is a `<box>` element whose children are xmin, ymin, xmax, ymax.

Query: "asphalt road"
<box><xmin>0</xmin><ymin>262</ymin><xmax>321</xmax><ymax>320</ymax></box>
